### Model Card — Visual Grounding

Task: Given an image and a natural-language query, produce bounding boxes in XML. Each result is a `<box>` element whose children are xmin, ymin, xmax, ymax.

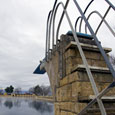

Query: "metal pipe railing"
<box><xmin>95</xmin><ymin>6</ymin><xmax>111</xmax><ymax>35</ymax></box>
<box><xmin>52</xmin><ymin>2</ymin><xmax>62</xmax><ymax>48</ymax></box>
<box><xmin>56</xmin><ymin>0</ymin><xmax>70</xmax><ymax>46</ymax></box>
<box><xmin>45</xmin><ymin>0</ymin><xmax>115</xmax><ymax>114</ymax></box>
<box><xmin>79</xmin><ymin>0</ymin><xmax>94</xmax><ymax>32</ymax></box>
<box><xmin>50</xmin><ymin>1</ymin><xmax>107</xmax><ymax>114</ymax></box>
<box><xmin>75</xmin><ymin>16</ymin><xmax>82</xmax><ymax>32</ymax></box>
<box><xmin>46</xmin><ymin>10</ymin><xmax>52</xmax><ymax>61</ymax></box>
<box><xmin>73</xmin><ymin>0</ymin><xmax>115</xmax><ymax>79</ymax></box>
<box><xmin>85</xmin><ymin>10</ymin><xmax>115</xmax><ymax>37</ymax></box>
<box><xmin>105</xmin><ymin>0</ymin><xmax>115</xmax><ymax>11</ymax></box>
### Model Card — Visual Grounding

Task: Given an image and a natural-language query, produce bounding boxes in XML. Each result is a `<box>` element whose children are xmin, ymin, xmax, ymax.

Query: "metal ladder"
<box><xmin>45</xmin><ymin>0</ymin><xmax>115</xmax><ymax>114</ymax></box>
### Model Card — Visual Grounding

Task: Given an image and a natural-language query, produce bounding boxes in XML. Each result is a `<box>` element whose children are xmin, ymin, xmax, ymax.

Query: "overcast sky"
<box><xmin>0</xmin><ymin>0</ymin><xmax>115</xmax><ymax>90</ymax></box>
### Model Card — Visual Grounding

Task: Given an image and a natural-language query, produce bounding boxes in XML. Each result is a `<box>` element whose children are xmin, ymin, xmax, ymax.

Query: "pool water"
<box><xmin>0</xmin><ymin>97</ymin><xmax>54</xmax><ymax>115</ymax></box>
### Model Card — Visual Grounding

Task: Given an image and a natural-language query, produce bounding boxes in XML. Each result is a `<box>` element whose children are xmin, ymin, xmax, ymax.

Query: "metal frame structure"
<box><xmin>85</xmin><ymin>10</ymin><xmax>115</xmax><ymax>37</ymax></box>
<box><xmin>45</xmin><ymin>0</ymin><xmax>115</xmax><ymax>114</ymax></box>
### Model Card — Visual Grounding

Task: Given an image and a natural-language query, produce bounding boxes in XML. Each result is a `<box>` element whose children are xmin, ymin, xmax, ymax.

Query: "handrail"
<box><xmin>56</xmin><ymin>0</ymin><xmax>70</xmax><ymax>46</ymax></box>
<box><xmin>45</xmin><ymin>0</ymin><xmax>115</xmax><ymax>114</ymax></box>
<box><xmin>52</xmin><ymin>2</ymin><xmax>62</xmax><ymax>48</ymax></box>
<box><xmin>85</xmin><ymin>10</ymin><xmax>115</xmax><ymax>37</ymax></box>
<box><xmin>73</xmin><ymin>0</ymin><xmax>115</xmax><ymax>79</ymax></box>
<box><xmin>46</xmin><ymin>10</ymin><xmax>52</xmax><ymax>60</ymax></box>
<box><xmin>50</xmin><ymin>0</ymin><xmax>58</xmax><ymax>50</ymax></box>
<box><xmin>46</xmin><ymin>0</ymin><xmax>58</xmax><ymax>60</ymax></box>
<box><xmin>95</xmin><ymin>6</ymin><xmax>111</xmax><ymax>35</ymax></box>
<box><xmin>50</xmin><ymin>1</ymin><xmax>106</xmax><ymax>114</ymax></box>
<box><xmin>75</xmin><ymin>16</ymin><xmax>82</xmax><ymax>32</ymax></box>
<box><xmin>105</xmin><ymin>0</ymin><xmax>115</xmax><ymax>11</ymax></box>
<box><xmin>75</xmin><ymin>0</ymin><xmax>94</xmax><ymax>33</ymax></box>
<box><xmin>79</xmin><ymin>0</ymin><xmax>94</xmax><ymax>32</ymax></box>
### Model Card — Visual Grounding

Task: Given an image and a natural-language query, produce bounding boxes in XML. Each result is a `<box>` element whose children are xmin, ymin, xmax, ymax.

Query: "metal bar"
<box><xmin>75</xmin><ymin>16</ymin><xmax>82</xmax><ymax>32</ymax></box>
<box><xmin>46</xmin><ymin>10</ymin><xmax>52</xmax><ymax>61</ymax></box>
<box><xmin>73</xmin><ymin>0</ymin><xmax>115</xmax><ymax>80</ymax></box>
<box><xmin>52</xmin><ymin>2</ymin><xmax>62</xmax><ymax>49</ymax></box>
<box><xmin>48</xmin><ymin>11</ymin><xmax>53</xmax><ymax>58</ymax></box>
<box><xmin>56</xmin><ymin>0</ymin><xmax>70</xmax><ymax>45</ymax></box>
<box><xmin>78</xmin><ymin>82</ymin><xmax>115</xmax><ymax>115</ymax></box>
<box><xmin>105</xmin><ymin>0</ymin><xmax>115</xmax><ymax>11</ymax></box>
<box><xmin>85</xmin><ymin>10</ymin><xmax>115</xmax><ymax>37</ymax></box>
<box><xmin>95</xmin><ymin>6</ymin><xmax>111</xmax><ymax>34</ymax></box>
<box><xmin>47</xmin><ymin>0</ymin><xmax>58</xmax><ymax>60</ymax></box>
<box><xmin>79</xmin><ymin>0</ymin><xmax>94</xmax><ymax>32</ymax></box>
<box><xmin>51</xmin><ymin>0</ymin><xmax>58</xmax><ymax>50</ymax></box>
<box><xmin>58</xmin><ymin>2</ymin><xmax>106</xmax><ymax>115</ymax></box>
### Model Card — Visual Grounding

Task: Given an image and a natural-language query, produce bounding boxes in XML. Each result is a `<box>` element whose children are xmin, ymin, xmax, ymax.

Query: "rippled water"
<box><xmin>0</xmin><ymin>97</ymin><xmax>54</xmax><ymax>115</ymax></box>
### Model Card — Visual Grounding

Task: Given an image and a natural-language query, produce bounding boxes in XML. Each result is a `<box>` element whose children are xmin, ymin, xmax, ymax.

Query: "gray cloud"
<box><xmin>0</xmin><ymin>0</ymin><xmax>115</xmax><ymax>90</ymax></box>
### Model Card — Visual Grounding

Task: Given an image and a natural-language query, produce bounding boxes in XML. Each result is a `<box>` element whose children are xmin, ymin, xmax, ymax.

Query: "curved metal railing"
<box><xmin>85</xmin><ymin>10</ymin><xmax>115</xmax><ymax>37</ymax></box>
<box><xmin>75</xmin><ymin>0</ymin><xmax>94</xmax><ymax>32</ymax></box>
<box><xmin>45</xmin><ymin>10</ymin><xmax>52</xmax><ymax>60</ymax></box>
<box><xmin>45</xmin><ymin>0</ymin><xmax>115</xmax><ymax>114</ymax></box>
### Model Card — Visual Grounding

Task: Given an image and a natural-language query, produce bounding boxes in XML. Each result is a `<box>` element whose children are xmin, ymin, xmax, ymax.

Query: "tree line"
<box><xmin>0</xmin><ymin>85</ymin><xmax>52</xmax><ymax>96</ymax></box>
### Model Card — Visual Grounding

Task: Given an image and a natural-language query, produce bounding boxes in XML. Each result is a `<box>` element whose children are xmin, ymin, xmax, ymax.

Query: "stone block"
<box><xmin>74</xmin><ymin>102</ymin><xmax>87</xmax><ymax>114</ymax></box>
<box><xmin>60</xmin><ymin>110</ymin><xmax>75</xmax><ymax>115</ymax></box>
<box><xmin>100</xmin><ymin>83</ymin><xmax>115</xmax><ymax>96</ymax></box>
<box><xmin>66</xmin><ymin>63</ymin><xmax>73</xmax><ymax>75</ymax></box>
<box><xmin>60</xmin><ymin>84</ymin><xmax>72</xmax><ymax>101</ymax></box>
<box><xmin>66</xmin><ymin>56</ymin><xmax>107</xmax><ymax>76</ymax></box>
<box><xmin>77</xmin><ymin>72</ymin><xmax>113</xmax><ymax>83</ymax></box>
<box><xmin>65</xmin><ymin>48</ymin><xmax>78</xmax><ymax>59</ymax></box>
<box><xmin>91</xmin><ymin>60</ymin><xmax>107</xmax><ymax>67</ymax></box>
<box><xmin>55</xmin><ymin>103</ymin><xmax>61</xmax><ymax>115</ymax></box>
<box><xmin>68</xmin><ymin>72</ymin><xmax>79</xmax><ymax>83</ymax></box>
<box><xmin>56</xmin><ymin>88</ymin><xmax>61</xmax><ymax>102</ymax></box>
<box><xmin>59</xmin><ymin>102</ymin><xmax>75</xmax><ymax>112</ymax></box>
<box><xmin>71</xmin><ymin>81</ymin><xmax>81</xmax><ymax>101</ymax></box>
<box><xmin>65</xmin><ymin>48</ymin><xmax>108</xmax><ymax>61</ymax></box>
<box><xmin>66</xmin><ymin>57</ymin><xmax>82</xmax><ymax>66</ymax></box>
<box><xmin>60</xmin><ymin>110</ymin><xmax>67</xmax><ymax>115</ymax></box>
<box><xmin>72</xmin><ymin>81</ymin><xmax>102</xmax><ymax>101</ymax></box>
<box><xmin>60</xmin><ymin>76</ymin><xmax>69</xmax><ymax>86</ymax></box>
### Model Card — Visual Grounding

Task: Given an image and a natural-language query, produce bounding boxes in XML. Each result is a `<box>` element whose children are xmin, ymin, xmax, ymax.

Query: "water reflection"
<box><xmin>4</xmin><ymin>100</ymin><xmax>13</xmax><ymax>109</ymax></box>
<box><xmin>0</xmin><ymin>97</ymin><xmax>54</xmax><ymax>115</ymax></box>
<box><xmin>29</xmin><ymin>101</ymin><xmax>53</xmax><ymax>113</ymax></box>
<box><xmin>13</xmin><ymin>100</ymin><xmax>21</xmax><ymax>107</ymax></box>
<box><xmin>0</xmin><ymin>98</ymin><xmax>2</xmax><ymax>106</ymax></box>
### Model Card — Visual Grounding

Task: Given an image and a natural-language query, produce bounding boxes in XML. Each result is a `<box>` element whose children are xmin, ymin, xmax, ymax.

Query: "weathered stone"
<box><xmin>71</xmin><ymin>81</ymin><xmax>104</xmax><ymax>101</ymax></box>
<box><xmin>74</xmin><ymin>102</ymin><xmax>87</xmax><ymax>114</ymax></box>
<box><xmin>44</xmin><ymin>34</ymin><xmax>114</xmax><ymax>115</ymax></box>
<box><xmin>65</xmin><ymin>56</ymin><xmax>107</xmax><ymax>75</ymax></box>
<box><xmin>55</xmin><ymin>103</ymin><xmax>61</xmax><ymax>115</ymax></box>
<box><xmin>60</xmin><ymin>76</ymin><xmax>69</xmax><ymax>86</ymax></box>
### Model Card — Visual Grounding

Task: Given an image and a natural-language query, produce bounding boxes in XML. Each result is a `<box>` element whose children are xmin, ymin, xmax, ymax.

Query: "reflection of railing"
<box><xmin>45</xmin><ymin>0</ymin><xmax>115</xmax><ymax>115</ymax></box>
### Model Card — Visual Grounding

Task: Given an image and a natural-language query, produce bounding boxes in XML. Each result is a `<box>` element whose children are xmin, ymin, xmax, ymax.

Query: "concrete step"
<box><xmin>65</xmin><ymin>41</ymin><xmax>112</xmax><ymax>53</ymax></box>
<box><xmin>79</xmin><ymin>95</ymin><xmax>115</xmax><ymax>103</ymax></box>
<box><xmin>72</xmin><ymin>64</ymin><xmax>110</xmax><ymax>73</ymax></box>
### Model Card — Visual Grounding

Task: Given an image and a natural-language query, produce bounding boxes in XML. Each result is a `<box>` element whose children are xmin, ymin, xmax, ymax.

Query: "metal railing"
<box><xmin>45</xmin><ymin>0</ymin><xmax>115</xmax><ymax>114</ymax></box>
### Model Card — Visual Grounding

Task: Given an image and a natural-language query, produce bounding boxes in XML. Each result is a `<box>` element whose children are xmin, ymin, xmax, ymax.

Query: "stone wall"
<box><xmin>45</xmin><ymin>34</ymin><xmax>115</xmax><ymax>115</ymax></box>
